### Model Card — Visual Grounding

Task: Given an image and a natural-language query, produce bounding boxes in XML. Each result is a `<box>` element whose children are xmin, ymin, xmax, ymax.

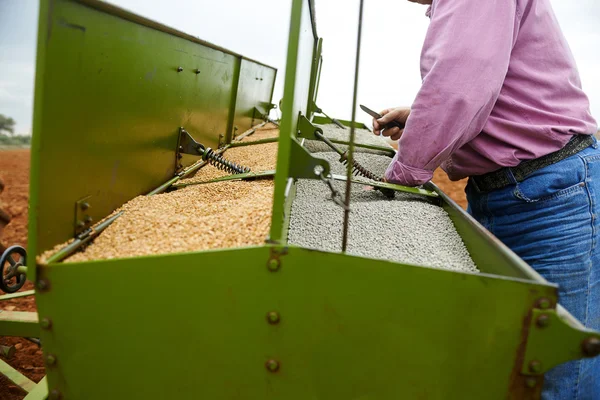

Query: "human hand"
<box><xmin>372</xmin><ymin>107</ymin><xmax>410</xmax><ymax>141</ymax></box>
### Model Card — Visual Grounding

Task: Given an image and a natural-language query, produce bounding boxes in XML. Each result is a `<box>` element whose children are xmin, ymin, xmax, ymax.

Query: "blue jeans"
<box><xmin>466</xmin><ymin>142</ymin><xmax>600</xmax><ymax>400</ymax></box>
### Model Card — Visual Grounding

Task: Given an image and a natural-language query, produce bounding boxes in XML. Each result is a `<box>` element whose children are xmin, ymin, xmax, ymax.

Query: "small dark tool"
<box><xmin>360</xmin><ymin>104</ymin><xmax>405</xmax><ymax>131</ymax></box>
<box><xmin>177</xmin><ymin>128</ymin><xmax>250</xmax><ymax>174</ymax></box>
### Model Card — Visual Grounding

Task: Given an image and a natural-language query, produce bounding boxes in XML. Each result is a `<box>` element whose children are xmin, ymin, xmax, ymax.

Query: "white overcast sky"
<box><xmin>0</xmin><ymin>0</ymin><xmax>598</xmax><ymax>135</ymax></box>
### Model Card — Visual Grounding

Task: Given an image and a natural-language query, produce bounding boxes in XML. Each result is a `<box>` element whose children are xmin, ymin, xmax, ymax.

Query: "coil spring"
<box><xmin>339</xmin><ymin>152</ymin><xmax>383</xmax><ymax>182</ymax></box>
<box><xmin>202</xmin><ymin>148</ymin><xmax>250</xmax><ymax>174</ymax></box>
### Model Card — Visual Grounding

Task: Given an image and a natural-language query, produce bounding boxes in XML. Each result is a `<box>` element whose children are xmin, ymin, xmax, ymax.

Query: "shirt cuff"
<box><xmin>385</xmin><ymin>158</ymin><xmax>433</xmax><ymax>186</ymax></box>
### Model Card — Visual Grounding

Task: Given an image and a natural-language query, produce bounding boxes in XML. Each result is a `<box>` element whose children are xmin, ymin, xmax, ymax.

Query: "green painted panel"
<box><xmin>36</xmin><ymin>246</ymin><xmax>558</xmax><ymax>398</ymax></box>
<box><xmin>29</xmin><ymin>0</ymin><xmax>276</xmax><ymax>258</ymax></box>
<box><xmin>233</xmin><ymin>59</ymin><xmax>277</xmax><ymax>136</ymax></box>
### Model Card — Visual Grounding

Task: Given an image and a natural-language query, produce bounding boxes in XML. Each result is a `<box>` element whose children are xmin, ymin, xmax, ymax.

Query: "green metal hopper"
<box><xmin>0</xmin><ymin>0</ymin><xmax>598</xmax><ymax>399</ymax></box>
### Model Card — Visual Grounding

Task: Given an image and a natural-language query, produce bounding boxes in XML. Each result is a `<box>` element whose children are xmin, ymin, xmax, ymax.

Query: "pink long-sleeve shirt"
<box><xmin>385</xmin><ymin>0</ymin><xmax>598</xmax><ymax>185</ymax></box>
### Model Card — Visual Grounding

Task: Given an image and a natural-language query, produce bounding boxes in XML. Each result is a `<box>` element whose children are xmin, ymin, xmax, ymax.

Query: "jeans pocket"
<box><xmin>512</xmin><ymin>154</ymin><xmax>586</xmax><ymax>203</ymax></box>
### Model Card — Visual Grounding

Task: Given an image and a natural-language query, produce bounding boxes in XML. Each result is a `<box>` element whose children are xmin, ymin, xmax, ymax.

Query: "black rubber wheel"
<box><xmin>0</xmin><ymin>245</ymin><xmax>27</xmax><ymax>293</ymax></box>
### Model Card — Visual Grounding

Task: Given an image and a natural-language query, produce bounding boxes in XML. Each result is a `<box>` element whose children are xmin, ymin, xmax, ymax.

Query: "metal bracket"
<box><xmin>296</xmin><ymin>114</ymin><xmax>321</xmax><ymax>140</ymax></box>
<box><xmin>289</xmin><ymin>139</ymin><xmax>331</xmax><ymax>179</ymax></box>
<box><xmin>175</xmin><ymin>127</ymin><xmax>203</xmax><ymax>171</ymax></box>
<box><xmin>74</xmin><ymin>195</ymin><xmax>93</xmax><ymax>236</ymax></box>
<box><xmin>521</xmin><ymin>308</ymin><xmax>600</xmax><ymax>375</ymax></box>
<box><xmin>252</xmin><ymin>105</ymin><xmax>271</xmax><ymax>124</ymax></box>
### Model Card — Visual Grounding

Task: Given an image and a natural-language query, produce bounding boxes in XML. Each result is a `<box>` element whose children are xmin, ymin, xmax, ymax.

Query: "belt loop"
<box><xmin>505</xmin><ymin>168</ymin><xmax>518</xmax><ymax>185</ymax></box>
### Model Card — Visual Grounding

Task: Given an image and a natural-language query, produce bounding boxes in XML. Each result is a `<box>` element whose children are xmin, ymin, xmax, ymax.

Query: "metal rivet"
<box><xmin>537</xmin><ymin>298</ymin><xmax>551</xmax><ymax>309</ymax></box>
<box><xmin>267</xmin><ymin>258</ymin><xmax>280</xmax><ymax>272</ymax></box>
<box><xmin>40</xmin><ymin>318</ymin><xmax>52</xmax><ymax>330</ymax></box>
<box><xmin>266</xmin><ymin>311</ymin><xmax>280</xmax><ymax>325</ymax></box>
<box><xmin>48</xmin><ymin>389</ymin><xmax>62</xmax><ymax>400</ymax></box>
<box><xmin>76</xmin><ymin>221</ymin><xmax>85</xmax><ymax>229</ymax></box>
<box><xmin>265</xmin><ymin>359</ymin><xmax>279</xmax><ymax>372</ymax></box>
<box><xmin>45</xmin><ymin>354</ymin><xmax>57</xmax><ymax>366</ymax></box>
<box><xmin>80</xmin><ymin>202</ymin><xmax>90</xmax><ymax>211</ymax></box>
<box><xmin>525</xmin><ymin>377</ymin><xmax>537</xmax><ymax>388</ymax></box>
<box><xmin>195</xmin><ymin>68</ymin><xmax>201</xmax><ymax>74</ymax></box>
<box><xmin>528</xmin><ymin>360</ymin><xmax>542</xmax><ymax>373</ymax></box>
<box><xmin>536</xmin><ymin>314</ymin><xmax>550</xmax><ymax>328</ymax></box>
<box><xmin>84</xmin><ymin>216</ymin><xmax>93</xmax><ymax>224</ymax></box>
<box><xmin>177</xmin><ymin>66</ymin><xmax>183</xmax><ymax>72</ymax></box>
<box><xmin>37</xmin><ymin>280</ymin><xmax>50</xmax><ymax>291</ymax></box>
<box><xmin>582</xmin><ymin>337</ymin><xmax>600</xmax><ymax>357</ymax></box>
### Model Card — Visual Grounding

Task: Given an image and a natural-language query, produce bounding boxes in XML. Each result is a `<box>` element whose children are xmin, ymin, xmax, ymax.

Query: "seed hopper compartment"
<box><xmin>1</xmin><ymin>0</ymin><xmax>597</xmax><ymax>399</ymax></box>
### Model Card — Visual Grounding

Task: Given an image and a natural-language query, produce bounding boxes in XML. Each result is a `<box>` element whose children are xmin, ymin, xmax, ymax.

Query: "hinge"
<box><xmin>521</xmin><ymin>307</ymin><xmax>600</xmax><ymax>375</ymax></box>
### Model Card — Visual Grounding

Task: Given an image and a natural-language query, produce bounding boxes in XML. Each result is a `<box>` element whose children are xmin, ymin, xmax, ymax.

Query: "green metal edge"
<box><xmin>0</xmin><ymin>358</ymin><xmax>36</xmax><ymax>393</ymax></box>
<box><xmin>0</xmin><ymin>290</ymin><xmax>36</xmax><ymax>302</ymax></box>
<box><xmin>28</xmin><ymin>0</ymin><xmax>51</xmax><ymax>282</ymax></box>
<box><xmin>330</xmin><ymin>174</ymin><xmax>439</xmax><ymax>198</ymax></box>
<box><xmin>0</xmin><ymin>311</ymin><xmax>40</xmax><ymax>337</ymax></box>
<box><xmin>269</xmin><ymin>0</ymin><xmax>311</xmax><ymax>244</ymax></box>
<box><xmin>23</xmin><ymin>377</ymin><xmax>48</xmax><ymax>400</ymax></box>
<box><xmin>312</xmin><ymin>115</ymin><xmax>370</xmax><ymax>130</ymax></box>
<box><xmin>76</xmin><ymin>0</ymin><xmax>277</xmax><ymax>71</ymax></box>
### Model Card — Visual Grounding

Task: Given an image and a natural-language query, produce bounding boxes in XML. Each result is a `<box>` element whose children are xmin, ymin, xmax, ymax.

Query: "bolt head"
<box><xmin>537</xmin><ymin>298</ymin><xmax>551</xmax><ymax>309</ymax></box>
<box><xmin>80</xmin><ymin>202</ymin><xmax>90</xmax><ymax>211</ymax></box>
<box><xmin>525</xmin><ymin>377</ymin><xmax>537</xmax><ymax>388</ymax></box>
<box><xmin>536</xmin><ymin>314</ymin><xmax>550</xmax><ymax>328</ymax></box>
<box><xmin>265</xmin><ymin>359</ymin><xmax>279</xmax><ymax>372</ymax></box>
<box><xmin>195</xmin><ymin>68</ymin><xmax>201</xmax><ymax>74</ymax></box>
<box><xmin>84</xmin><ymin>216</ymin><xmax>93</xmax><ymax>224</ymax></box>
<box><xmin>177</xmin><ymin>66</ymin><xmax>183</xmax><ymax>72</ymax></box>
<box><xmin>76</xmin><ymin>221</ymin><xmax>85</xmax><ymax>229</ymax></box>
<box><xmin>40</xmin><ymin>318</ymin><xmax>52</xmax><ymax>330</ymax></box>
<box><xmin>266</xmin><ymin>311</ymin><xmax>280</xmax><ymax>324</ymax></box>
<box><xmin>267</xmin><ymin>258</ymin><xmax>280</xmax><ymax>271</ymax></box>
<box><xmin>45</xmin><ymin>354</ymin><xmax>57</xmax><ymax>366</ymax></box>
<box><xmin>528</xmin><ymin>360</ymin><xmax>542</xmax><ymax>373</ymax></box>
<box><xmin>37</xmin><ymin>279</ymin><xmax>49</xmax><ymax>291</ymax></box>
<box><xmin>582</xmin><ymin>337</ymin><xmax>600</xmax><ymax>357</ymax></box>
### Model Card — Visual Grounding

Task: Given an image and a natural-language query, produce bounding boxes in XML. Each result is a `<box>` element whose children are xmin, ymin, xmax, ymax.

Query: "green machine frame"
<box><xmin>0</xmin><ymin>0</ymin><xmax>598</xmax><ymax>398</ymax></box>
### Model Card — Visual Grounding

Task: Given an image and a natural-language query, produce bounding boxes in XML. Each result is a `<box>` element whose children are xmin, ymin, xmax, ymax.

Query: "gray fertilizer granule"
<box><xmin>315</xmin><ymin>123</ymin><xmax>391</xmax><ymax>148</ymax></box>
<box><xmin>303</xmin><ymin>139</ymin><xmax>394</xmax><ymax>156</ymax></box>
<box><xmin>288</xmin><ymin>170</ymin><xmax>479</xmax><ymax>273</ymax></box>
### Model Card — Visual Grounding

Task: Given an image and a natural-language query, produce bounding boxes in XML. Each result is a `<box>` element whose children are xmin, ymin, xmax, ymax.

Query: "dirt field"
<box><xmin>0</xmin><ymin>149</ymin><xmax>44</xmax><ymax>400</ymax></box>
<box><xmin>0</xmin><ymin>148</ymin><xmax>467</xmax><ymax>398</ymax></box>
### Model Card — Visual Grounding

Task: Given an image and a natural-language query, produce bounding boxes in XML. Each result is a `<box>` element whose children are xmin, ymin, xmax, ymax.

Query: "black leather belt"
<box><xmin>470</xmin><ymin>134</ymin><xmax>595</xmax><ymax>192</ymax></box>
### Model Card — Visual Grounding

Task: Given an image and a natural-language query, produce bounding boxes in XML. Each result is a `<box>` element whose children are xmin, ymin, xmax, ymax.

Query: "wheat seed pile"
<box><xmin>65</xmin><ymin>180</ymin><xmax>274</xmax><ymax>262</ymax></box>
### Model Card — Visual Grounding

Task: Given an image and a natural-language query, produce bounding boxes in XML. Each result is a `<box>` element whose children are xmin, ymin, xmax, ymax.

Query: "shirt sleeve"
<box><xmin>385</xmin><ymin>0</ymin><xmax>520</xmax><ymax>185</ymax></box>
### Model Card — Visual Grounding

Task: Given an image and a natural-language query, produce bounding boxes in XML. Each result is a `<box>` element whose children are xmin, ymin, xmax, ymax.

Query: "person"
<box><xmin>372</xmin><ymin>0</ymin><xmax>599</xmax><ymax>398</ymax></box>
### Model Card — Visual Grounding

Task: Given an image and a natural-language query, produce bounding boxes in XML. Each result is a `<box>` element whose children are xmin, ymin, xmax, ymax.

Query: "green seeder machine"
<box><xmin>0</xmin><ymin>0</ymin><xmax>599</xmax><ymax>398</ymax></box>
